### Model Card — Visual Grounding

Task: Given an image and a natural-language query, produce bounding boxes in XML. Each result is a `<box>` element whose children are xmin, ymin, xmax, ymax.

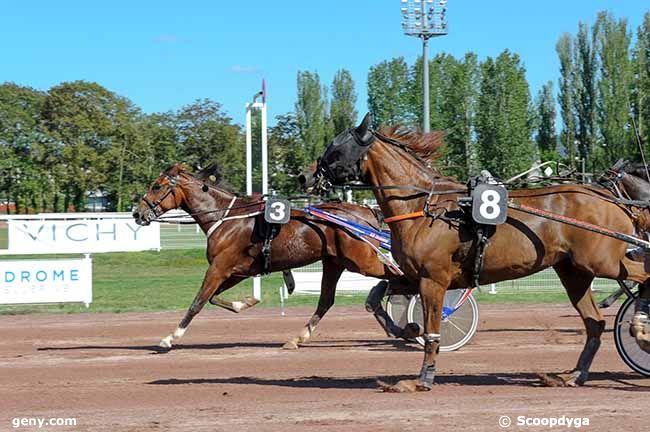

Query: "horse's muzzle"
<box><xmin>133</xmin><ymin>209</ymin><xmax>152</xmax><ymax>226</ymax></box>
<box><xmin>298</xmin><ymin>172</ymin><xmax>316</xmax><ymax>191</ymax></box>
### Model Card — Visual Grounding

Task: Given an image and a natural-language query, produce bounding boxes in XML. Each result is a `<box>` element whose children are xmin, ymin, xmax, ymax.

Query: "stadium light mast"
<box><xmin>400</xmin><ymin>0</ymin><xmax>448</xmax><ymax>133</ymax></box>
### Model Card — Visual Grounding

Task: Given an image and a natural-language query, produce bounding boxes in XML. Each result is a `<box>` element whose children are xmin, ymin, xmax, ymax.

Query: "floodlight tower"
<box><xmin>400</xmin><ymin>0</ymin><xmax>448</xmax><ymax>133</ymax></box>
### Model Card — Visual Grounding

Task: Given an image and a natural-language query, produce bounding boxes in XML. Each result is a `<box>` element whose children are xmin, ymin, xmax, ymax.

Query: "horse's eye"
<box><xmin>152</xmin><ymin>184</ymin><xmax>162</xmax><ymax>192</ymax></box>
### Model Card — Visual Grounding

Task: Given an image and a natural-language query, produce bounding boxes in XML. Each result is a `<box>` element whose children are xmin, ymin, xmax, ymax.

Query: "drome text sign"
<box><xmin>8</xmin><ymin>218</ymin><xmax>160</xmax><ymax>254</ymax></box>
<box><xmin>0</xmin><ymin>257</ymin><xmax>92</xmax><ymax>306</ymax></box>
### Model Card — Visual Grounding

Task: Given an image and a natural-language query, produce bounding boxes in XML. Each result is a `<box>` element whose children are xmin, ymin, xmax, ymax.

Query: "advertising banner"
<box><xmin>0</xmin><ymin>257</ymin><xmax>92</xmax><ymax>306</ymax></box>
<box><xmin>8</xmin><ymin>218</ymin><xmax>160</xmax><ymax>254</ymax></box>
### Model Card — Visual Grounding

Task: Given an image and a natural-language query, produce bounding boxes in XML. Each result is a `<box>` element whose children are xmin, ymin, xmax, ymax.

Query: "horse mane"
<box><xmin>377</xmin><ymin>125</ymin><xmax>445</xmax><ymax>162</ymax></box>
<box><xmin>164</xmin><ymin>162</ymin><xmax>233</xmax><ymax>190</ymax></box>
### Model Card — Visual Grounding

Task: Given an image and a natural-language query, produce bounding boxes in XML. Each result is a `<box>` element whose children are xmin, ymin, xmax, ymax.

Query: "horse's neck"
<box><xmin>623</xmin><ymin>174</ymin><xmax>650</xmax><ymax>201</ymax></box>
<box><xmin>179</xmin><ymin>183</ymin><xmax>234</xmax><ymax>233</ymax></box>
<box><xmin>366</xmin><ymin>141</ymin><xmax>433</xmax><ymax>222</ymax></box>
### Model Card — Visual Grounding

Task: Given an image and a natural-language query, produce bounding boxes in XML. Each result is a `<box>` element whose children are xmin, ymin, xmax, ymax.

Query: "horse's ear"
<box><xmin>356</xmin><ymin>112</ymin><xmax>372</xmax><ymax>136</ymax></box>
<box><xmin>196</xmin><ymin>163</ymin><xmax>223</xmax><ymax>185</ymax></box>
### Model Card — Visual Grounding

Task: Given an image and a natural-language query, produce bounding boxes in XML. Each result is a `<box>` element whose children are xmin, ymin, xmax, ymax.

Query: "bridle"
<box><xmin>142</xmin><ymin>173</ymin><xmax>179</xmax><ymax>218</ymax></box>
<box><xmin>139</xmin><ymin>170</ymin><xmax>265</xmax><ymax>226</ymax></box>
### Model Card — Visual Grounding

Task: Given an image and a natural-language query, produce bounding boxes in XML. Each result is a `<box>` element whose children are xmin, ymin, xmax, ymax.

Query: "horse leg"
<box><xmin>282</xmin><ymin>259</ymin><xmax>345</xmax><ymax>350</ymax></box>
<box><xmin>365</xmin><ymin>278</ymin><xmax>418</xmax><ymax>338</ymax></box>
<box><xmin>550</xmin><ymin>260</ymin><xmax>605</xmax><ymax>386</ymax></box>
<box><xmin>159</xmin><ymin>264</ymin><xmax>232</xmax><ymax>351</ymax></box>
<box><xmin>364</xmin><ymin>280</ymin><xmax>404</xmax><ymax>338</ymax></box>
<box><xmin>209</xmin><ymin>276</ymin><xmax>260</xmax><ymax>313</ymax></box>
<box><xmin>379</xmin><ymin>277</ymin><xmax>447</xmax><ymax>392</ymax></box>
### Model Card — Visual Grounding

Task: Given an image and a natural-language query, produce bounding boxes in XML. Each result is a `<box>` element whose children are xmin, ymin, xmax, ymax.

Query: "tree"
<box><xmin>0</xmin><ymin>83</ymin><xmax>54</xmax><ymax>213</ymax></box>
<box><xmin>438</xmin><ymin>53</ymin><xmax>480</xmax><ymax>178</ymax></box>
<box><xmin>42</xmin><ymin>81</ymin><xmax>140</xmax><ymax>211</ymax></box>
<box><xmin>269</xmin><ymin>113</ymin><xmax>304</xmax><ymax>195</ymax></box>
<box><xmin>367</xmin><ymin>58</ymin><xmax>413</xmax><ymax>127</ymax></box>
<box><xmin>295</xmin><ymin>71</ymin><xmax>328</xmax><ymax>162</ymax></box>
<box><xmin>329</xmin><ymin>69</ymin><xmax>358</xmax><ymax>135</ymax></box>
<box><xmin>475</xmin><ymin>50</ymin><xmax>535</xmax><ymax>178</ymax></box>
<box><xmin>594</xmin><ymin>12</ymin><xmax>633</xmax><ymax>168</ymax></box>
<box><xmin>534</xmin><ymin>81</ymin><xmax>558</xmax><ymax>161</ymax></box>
<box><xmin>176</xmin><ymin>99</ymin><xmax>245</xmax><ymax>193</ymax></box>
<box><xmin>573</xmin><ymin>22</ymin><xmax>598</xmax><ymax>164</ymax></box>
<box><xmin>556</xmin><ymin>33</ymin><xmax>577</xmax><ymax>166</ymax></box>
<box><xmin>632</xmin><ymin>12</ymin><xmax>650</xmax><ymax>153</ymax></box>
<box><xmin>410</xmin><ymin>54</ymin><xmax>454</xmax><ymax>130</ymax></box>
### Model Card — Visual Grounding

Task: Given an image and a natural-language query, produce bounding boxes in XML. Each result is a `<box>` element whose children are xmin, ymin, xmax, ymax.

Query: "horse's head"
<box><xmin>314</xmin><ymin>112</ymin><xmax>374</xmax><ymax>190</ymax></box>
<box><xmin>600</xmin><ymin>159</ymin><xmax>650</xmax><ymax>202</ymax></box>
<box><xmin>133</xmin><ymin>164</ymin><xmax>188</xmax><ymax>226</ymax></box>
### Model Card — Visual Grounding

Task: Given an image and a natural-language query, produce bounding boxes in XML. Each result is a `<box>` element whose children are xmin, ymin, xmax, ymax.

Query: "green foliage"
<box><xmin>295</xmin><ymin>71</ymin><xmax>328</xmax><ymax>162</ymax></box>
<box><xmin>475</xmin><ymin>50</ymin><xmax>535</xmax><ymax>179</ymax></box>
<box><xmin>594</xmin><ymin>12</ymin><xmax>633</xmax><ymax>168</ymax></box>
<box><xmin>0</xmin><ymin>81</ymin><xmax>244</xmax><ymax>213</ymax></box>
<box><xmin>330</xmin><ymin>69</ymin><xmax>358</xmax><ymax>135</ymax></box>
<box><xmin>632</xmin><ymin>12</ymin><xmax>650</xmax><ymax>156</ymax></box>
<box><xmin>556</xmin><ymin>33</ymin><xmax>577</xmax><ymax>166</ymax></box>
<box><xmin>557</xmin><ymin>10</ymin><xmax>650</xmax><ymax>173</ymax></box>
<box><xmin>176</xmin><ymin>99</ymin><xmax>245</xmax><ymax>193</ymax></box>
<box><xmin>534</xmin><ymin>81</ymin><xmax>559</xmax><ymax>161</ymax></box>
<box><xmin>367</xmin><ymin>57</ymin><xmax>413</xmax><ymax>127</ymax></box>
<box><xmin>434</xmin><ymin>53</ymin><xmax>480</xmax><ymax>178</ymax></box>
<box><xmin>573</xmin><ymin>23</ymin><xmax>598</xmax><ymax>163</ymax></box>
<box><xmin>41</xmin><ymin>81</ymin><xmax>140</xmax><ymax>211</ymax></box>
<box><xmin>269</xmin><ymin>113</ymin><xmax>304</xmax><ymax>195</ymax></box>
<box><xmin>0</xmin><ymin>83</ymin><xmax>49</xmax><ymax>213</ymax></box>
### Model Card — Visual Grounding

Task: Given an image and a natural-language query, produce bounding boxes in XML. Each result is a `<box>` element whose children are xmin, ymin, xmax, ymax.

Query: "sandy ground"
<box><xmin>1</xmin><ymin>303</ymin><xmax>649</xmax><ymax>432</ymax></box>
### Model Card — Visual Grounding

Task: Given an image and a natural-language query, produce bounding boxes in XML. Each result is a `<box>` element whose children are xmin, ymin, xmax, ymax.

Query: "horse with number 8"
<box><xmin>133</xmin><ymin>163</ymin><xmax>408</xmax><ymax>351</ymax></box>
<box><xmin>311</xmin><ymin>113</ymin><xmax>650</xmax><ymax>392</ymax></box>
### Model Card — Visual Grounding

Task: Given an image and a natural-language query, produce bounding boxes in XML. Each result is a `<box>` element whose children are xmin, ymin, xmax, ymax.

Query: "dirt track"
<box><xmin>1</xmin><ymin>304</ymin><xmax>649</xmax><ymax>431</ymax></box>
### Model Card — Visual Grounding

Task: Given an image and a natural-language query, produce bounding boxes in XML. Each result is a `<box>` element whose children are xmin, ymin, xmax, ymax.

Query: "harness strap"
<box><xmin>205</xmin><ymin>196</ymin><xmax>238</xmax><ymax>239</ymax></box>
<box><xmin>303</xmin><ymin>207</ymin><xmax>403</xmax><ymax>276</ymax></box>
<box><xmin>384</xmin><ymin>211</ymin><xmax>425</xmax><ymax>223</ymax></box>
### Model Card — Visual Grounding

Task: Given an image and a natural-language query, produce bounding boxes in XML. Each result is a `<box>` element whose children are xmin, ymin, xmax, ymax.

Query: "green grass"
<box><xmin>0</xmin><ymin>225</ymin><xmax>7</xmax><ymax>249</ymax></box>
<box><xmin>0</xmin><ymin>249</ymin><xmax>370</xmax><ymax>315</ymax></box>
<box><xmin>0</xmin><ymin>248</ymin><xmax>622</xmax><ymax>315</ymax></box>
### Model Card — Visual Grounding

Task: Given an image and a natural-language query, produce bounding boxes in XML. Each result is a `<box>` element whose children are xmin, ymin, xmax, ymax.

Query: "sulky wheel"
<box><xmin>614</xmin><ymin>294</ymin><xmax>650</xmax><ymax>377</ymax></box>
<box><xmin>406</xmin><ymin>289</ymin><xmax>479</xmax><ymax>352</ymax></box>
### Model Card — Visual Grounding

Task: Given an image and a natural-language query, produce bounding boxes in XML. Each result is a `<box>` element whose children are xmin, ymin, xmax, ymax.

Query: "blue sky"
<box><xmin>1</xmin><ymin>1</ymin><xmax>647</xmax><ymax>126</ymax></box>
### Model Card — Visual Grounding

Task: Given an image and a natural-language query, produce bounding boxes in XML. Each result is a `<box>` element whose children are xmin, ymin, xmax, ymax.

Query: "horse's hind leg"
<box><xmin>209</xmin><ymin>280</ymin><xmax>258</xmax><ymax>314</ymax></box>
<box><xmin>159</xmin><ymin>265</ymin><xmax>235</xmax><ymax>351</ymax></box>
<box><xmin>282</xmin><ymin>258</ymin><xmax>344</xmax><ymax>350</ymax></box>
<box><xmin>552</xmin><ymin>260</ymin><xmax>605</xmax><ymax>386</ymax></box>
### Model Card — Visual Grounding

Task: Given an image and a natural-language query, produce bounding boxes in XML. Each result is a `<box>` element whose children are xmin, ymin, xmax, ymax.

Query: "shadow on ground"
<box><xmin>36</xmin><ymin>338</ymin><xmax>422</xmax><ymax>354</ymax></box>
<box><xmin>147</xmin><ymin>371</ymin><xmax>647</xmax><ymax>390</ymax></box>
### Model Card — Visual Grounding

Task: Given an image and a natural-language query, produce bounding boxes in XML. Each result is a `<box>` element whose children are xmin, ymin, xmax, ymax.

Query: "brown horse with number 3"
<box><xmin>133</xmin><ymin>163</ymin><xmax>403</xmax><ymax>351</ymax></box>
<box><xmin>313</xmin><ymin>113</ymin><xmax>650</xmax><ymax>392</ymax></box>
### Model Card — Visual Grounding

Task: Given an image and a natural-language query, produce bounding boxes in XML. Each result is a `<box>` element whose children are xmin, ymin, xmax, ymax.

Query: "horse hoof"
<box><xmin>377</xmin><ymin>379</ymin><xmax>428</xmax><ymax>393</ymax></box>
<box><xmin>159</xmin><ymin>337</ymin><xmax>173</xmax><ymax>350</ymax></box>
<box><xmin>537</xmin><ymin>371</ymin><xmax>583</xmax><ymax>387</ymax></box>
<box><xmin>282</xmin><ymin>340</ymin><xmax>299</xmax><ymax>350</ymax></box>
<box><xmin>401</xmin><ymin>323</ymin><xmax>424</xmax><ymax>340</ymax></box>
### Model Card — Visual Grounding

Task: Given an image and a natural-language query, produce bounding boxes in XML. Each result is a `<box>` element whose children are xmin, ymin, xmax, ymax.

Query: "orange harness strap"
<box><xmin>384</xmin><ymin>211</ymin><xmax>425</xmax><ymax>223</ymax></box>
